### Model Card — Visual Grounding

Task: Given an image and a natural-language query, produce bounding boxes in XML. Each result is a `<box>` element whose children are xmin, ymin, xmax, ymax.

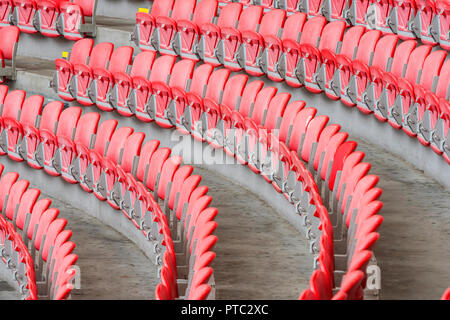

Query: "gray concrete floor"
<box><xmin>194</xmin><ymin>166</ymin><xmax>312</xmax><ymax>299</ymax></box>
<box><xmin>354</xmin><ymin>137</ymin><xmax>450</xmax><ymax>300</ymax></box>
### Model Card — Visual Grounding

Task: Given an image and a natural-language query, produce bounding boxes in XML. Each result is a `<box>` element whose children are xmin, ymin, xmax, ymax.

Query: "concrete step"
<box><xmin>16</xmin><ymin>16</ymin><xmax>137</xmax><ymax>61</ymax></box>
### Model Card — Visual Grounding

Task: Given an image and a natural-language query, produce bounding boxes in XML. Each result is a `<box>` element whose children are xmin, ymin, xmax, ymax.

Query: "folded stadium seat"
<box><xmin>207</xmin><ymin>74</ymin><xmax>248</xmax><ymax>148</ymax></box>
<box><xmin>344</xmin><ymin>0</ymin><xmax>371</xmax><ymax>27</ymax></box>
<box><xmin>286</xmin><ymin>107</ymin><xmax>318</xmax><ymax>155</ymax></box>
<box><xmin>110</xmin><ymin>51</ymin><xmax>156</xmax><ymax>117</ymax></box>
<box><xmin>298</xmin><ymin>0</ymin><xmax>324</xmax><ymax>18</ymax></box>
<box><xmin>37</xmin><ymin>106</ymin><xmax>82</xmax><ymax>176</ymax></box>
<box><xmin>337</xmin><ymin>30</ymin><xmax>382</xmax><ymax>107</ymax></box>
<box><xmin>122</xmin><ymin>139</ymin><xmax>160</xmax><ymax>221</ymax></box>
<box><xmin>241</xmin><ymin>9</ymin><xmax>286</xmax><ymax>76</ymax></box>
<box><xmin>50</xmin><ymin>253</ymin><xmax>78</xmax><ymax>299</ymax></box>
<box><xmin>14</xmin><ymin>187</ymin><xmax>40</xmax><ymax>231</ymax></box>
<box><xmin>0</xmin><ymin>0</ymin><xmax>13</xmax><ymax>27</ymax></box>
<box><xmin>87</xmin><ymin>126</ymin><xmax>133</xmax><ymax>201</ymax></box>
<box><xmin>1</xmin><ymin>95</ymin><xmax>43</xmax><ymax>161</ymax></box>
<box><xmin>387</xmin><ymin>0</ymin><xmax>416</xmax><ymax>40</ymax></box>
<box><xmin>411</xmin><ymin>50</ymin><xmax>447</xmax><ymax>145</ymax></box>
<box><xmin>197</xmin><ymin>68</ymin><xmax>230</xmax><ymax>142</ymax></box>
<box><xmin>411</xmin><ymin>0</ymin><xmax>437</xmax><ymax>45</ymax></box>
<box><xmin>154</xmin><ymin>156</ymin><xmax>183</xmax><ymax>212</ymax></box>
<box><xmin>322</xmin><ymin>26</ymin><xmax>365</xmax><ymax>101</ymax></box>
<box><xmin>197</xmin><ymin>2</ymin><xmax>243</xmax><ymax>66</ymax></box>
<box><xmin>245</xmin><ymin>92</ymin><xmax>290</xmax><ymax>168</ymax></box>
<box><xmin>132</xmin><ymin>0</ymin><xmax>175</xmax><ymax>51</ymax></box>
<box><xmin>89</xmin><ymin>46</ymin><xmax>134</xmax><ymax>111</ymax></box>
<box><xmin>10</xmin><ymin>0</ymin><xmax>38</xmax><ymax>33</ymax></box>
<box><xmin>99</xmin><ymin>132</ymin><xmax>145</xmax><ymax>209</ymax></box>
<box><xmin>175</xmin><ymin>0</ymin><xmax>218</xmax><ymax>61</ymax></box>
<box><xmin>75</xmin><ymin>119</ymin><xmax>117</xmax><ymax>192</ymax></box>
<box><xmin>55</xmin><ymin>111</ymin><xmax>100</xmax><ymax>184</ymax></box>
<box><xmin>263</xmin><ymin>12</ymin><xmax>306</xmax><ymax>82</ymax></box>
<box><xmin>386</xmin><ymin>44</ymin><xmax>431</xmax><ymax>129</ymax></box>
<box><xmin>284</xmin><ymin>16</ymin><xmax>326</xmax><ymax>88</ymax></box>
<box><xmin>153</xmin><ymin>0</ymin><xmax>197</xmax><ymax>56</ymax></box>
<box><xmin>372</xmin><ymin>40</ymin><xmax>417</xmax><ymax>122</ymax></box>
<box><xmin>152</xmin><ymin>59</ymin><xmax>195</xmax><ymax>129</ymax></box>
<box><xmin>0</xmin><ymin>26</ymin><xmax>19</xmax><ymax>84</ymax></box>
<box><xmin>37</xmin><ymin>217</ymin><xmax>67</xmax><ymax>276</ymax></box>
<box><xmin>51</xmin><ymin>38</ymin><xmax>94</xmax><ymax>101</ymax></box>
<box><xmin>176</xmin><ymin>63</ymin><xmax>213</xmax><ymax>135</ymax></box>
<box><xmin>426</xmin><ymin>58</ymin><xmax>449</xmax><ymax>155</ymax></box>
<box><xmin>133</xmin><ymin>55</ymin><xmax>176</xmax><ymax>123</ymax></box>
<box><xmin>402</xmin><ymin>49</ymin><xmax>446</xmax><ymax>138</ymax></box>
<box><xmin>371</xmin><ymin>0</ymin><xmax>394</xmax><ymax>34</ymax></box>
<box><xmin>19</xmin><ymin>101</ymin><xmax>63</xmax><ymax>170</ymax></box>
<box><xmin>443</xmin><ymin>288</ymin><xmax>450</xmax><ymax>300</ymax></box>
<box><xmin>430</xmin><ymin>0</ymin><xmax>450</xmax><ymax>50</ymax></box>
<box><xmin>299</xmin><ymin>115</ymin><xmax>330</xmax><ymax>165</ymax></box>
<box><xmin>0</xmin><ymin>89</ymin><xmax>25</xmax><ymax>142</ymax></box>
<box><xmin>321</xmin><ymin>0</ymin><xmax>347</xmax><ymax>22</ymax></box>
<box><xmin>302</xmin><ymin>20</ymin><xmax>346</xmax><ymax>93</ymax></box>
<box><xmin>70</xmin><ymin>42</ymin><xmax>114</xmax><ymax>106</ymax></box>
<box><xmin>350</xmin><ymin>34</ymin><xmax>399</xmax><ymax>114</ymax></box>
<box><xmin>58</xmin><ymin>0</ymin><xmax>97</xmax><ymax>41</ymax></box>
<box><xmin>277</xmin><ymin>0</ymin><xmax>300</xmax><ymax>13</ymax></box>
<box><xmin>217</xmin><ymin>5</ymin><xmax>263</xmax><ymax>71</ymax></box>
<box><xmin>34</xmin><ymin>0</ymin><xmax>63</xmax><ymax>37</ymax></box>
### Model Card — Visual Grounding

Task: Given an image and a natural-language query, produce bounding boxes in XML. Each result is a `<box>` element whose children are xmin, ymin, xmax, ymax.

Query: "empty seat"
<box><xmin>58</xmin><ymin>0</ymin><xmax>97</xmax><ymax>41</ymax></box>
<box><xmin>0</xmin><ymin>26</ymin><xmax>20</xmax><ymax>84</ymax></box>
<box><xmin>52</xmin><ymin>38</ymin><xmax>94</xmax><ymax>101</ymax></box>
<box><xmin>10</xmin><ymin>0</ymin><xmax>38</xmax><ymax>33</ymax></box>
<box><xmin>35</xmin><ymin>0</ymin><xmax>63</xmax><ymax>37</ymax></box>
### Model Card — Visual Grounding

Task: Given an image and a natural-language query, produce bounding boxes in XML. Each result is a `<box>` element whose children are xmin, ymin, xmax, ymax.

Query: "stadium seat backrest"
<box><xmin>15</xmin><ymin>188</ymin><xmax>40</xmax><ymax>231</ymax></box>
<box><xmin>88</xmin><ymin>42</ymin><xmax>114</xmax><ymax>69</ymax></box>
<box><xmin>216</xmin><ymin>3</ymin><xmax>242</xmax><ymax>29</ymax></box>
<box><xmin>221</xmin><ymin>74</ymin><xmax>248</xmax><ymax>110</ymax></box>
<box><xmin>171</xmin><ymin>0</ymin><xmax>196</xmax><ymax>21</ymax></box>
<box><xmin>2</xmin><ymin>90</ymin><xmax>25</xmax><ymax>119</ymax></box>
<box><xmin>129</xmin><ymin>51</ymin><xmax>156</xmax><ymax>78</ymax></box>
<box><xmin>192</xmin><ymin>0</ymin><xmax>218</xmax><ymax>25</ymax></box>
<box><xmin>281</xmin><ymin>12</ymin><xmax>307</xmax><ymax>42</ymax></box>
<box><xmin>0</xmin><ymin>26</ymin><xmax>19</xmax><ymax>60</ymax></box>
<box><xmin>70</xmin><ymin>38</ymin><xmax>94</xmax><ymax>65</ymax></box>
<box><xmin>120</xmin><ymin>132</ymin><xmax>145</xmax><ymax>172</ymax></box>
<box><xmin>263</xmin><ymin>92</ymin><xmax>291</xmax><ymax>130</ymax></box>
<box><xmin>149</xmin><ymin>55</ymin><xmax>176</xmax><ymax>83</ymax></box>
<box><xmin>151</xmin><ymin>0</ymin><xmax>175</xmax><ymax>17</ymax></box>
<box><xmin>39</xmin><ymin>101</ymin><xmax>64</xmax><ymax>132</ymax></box>
<box><xmin>371</xmin><ymin>34</ymin><xmax>399</xmax><ymax>69</ymax></box>
<box><xmin>169</xmin><ymin>59</ymin><xmax>195</xmax><ymax>91</ymax></box>
<box><xmin>105</xmin><ymin>126</ymin><xmax>134</xmax><ymax>162</ymax></box>
<box><xmin>92</xmin><ymin>119</ymin><xmax>118</xmax><ymax>156</ymax></box>
<box><xmin>72</xmin><ymin>0</ymin><xmax>96</xmax><ymax>17</ymax></box>
<box><xmin>354</xmin><ymin>30</ymin><xmax>382</xmax><ymax>64</ymax></box>
<box><xmin>56</xmin><ymin>107</ymin><xmax>82</xmax><ymax>138</ymax></box>
<box><xmin>135</xmin><ymin>139</ymin><xmax>160</xmax><ymax>182</ymax></box>
<box><xmin>73</xmin><ymin>112</ymin><xmax>100</xmax><ymax>146</ymax></box>
<box><xmin>238</xmin><ymin>80</ymin><xmax>264</xmax><ymax>117</ymax></box>
<box><xmin>4</xmin><ymin>179</ymin><xmax>29</xmax><ymax>220</ymax></box>
<box><xmin>389</xmin><ymin>40</ymin><xmax>417</xmax><ymax>78</ymax></box>
<box><xmin>205</xmin><ymin>68</ymin><xmax>230</xmax><ymax>102</ymax></box>
<box><xmin>236</xmin><ymin>5</ymin><xmax>263</xmax><ymax>32</ymax></box>
<box><xmin>318</xmin><ymin>20</ymin><xmax>346</xmax><ymax>52</ymax></box>
<box><xmin>404</xmin><ymin>45</ymin><xmax>433</xmax><ymax>84</ymax></box>
<box><xmin>436</xmin><ymin>59</ymin><xmax>450</xmax><ymax>99</ymax></box>
<box><xmin>108</xmin><ymin>46</ymin><xmax>134</xmax><ymax>73</ymax></box>
<box><xmin>418</xmin><ymin>50</ymin><xmax>447</xmax><ymax>91</ymax></box>
<box><xmin>299</xmin><ymin>16</ymin><xmax>327</xmax><ymax>47</ymax></box>
<box><xmin>258</xmin><ymin>9</ymin><xmax>286</xmax><ymax>37</ymax></box>
<box><xmin>339</xmin><ymin>26</ymin><xmax>365</xmax><ymax>59</ymax></box>
<box><xmin>19</xmin><ymin>95</ymin><xmax>44</xmax><ymax>127</ymax></box>
<box><xmin>189</xmin><ymin>63</ymin><xmax>213</xmax><ymax>97</ymax></box>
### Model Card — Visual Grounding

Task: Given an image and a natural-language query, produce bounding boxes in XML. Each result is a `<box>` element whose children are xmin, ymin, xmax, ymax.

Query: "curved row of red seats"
<box><xmin>133</xmin><ymin>0</ymin><xmax>450</xmax><ymax>164</ymax></box>
<box><xmin>0</xmin><ymin>85</ymin><xmax>218</xmax><ymax>300</ymax></box>
<box><xmin>0</xmin><ymin>0</ymin><xmax>97</xmax><ymax>40</ymax></box>
<box><xmin>51</xmin><ymin>40</ymin><xmax>385</xmax><ymax>299</ymax></box>
<box><xmin>0</xmin><ymin>162</ymin><xmax>76</xmax><ymax>300</ymax></box>
<box><xmin>218</xmin><ymin>0</ymin><xmax>449</xmax><ymax>49</ymax></box>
